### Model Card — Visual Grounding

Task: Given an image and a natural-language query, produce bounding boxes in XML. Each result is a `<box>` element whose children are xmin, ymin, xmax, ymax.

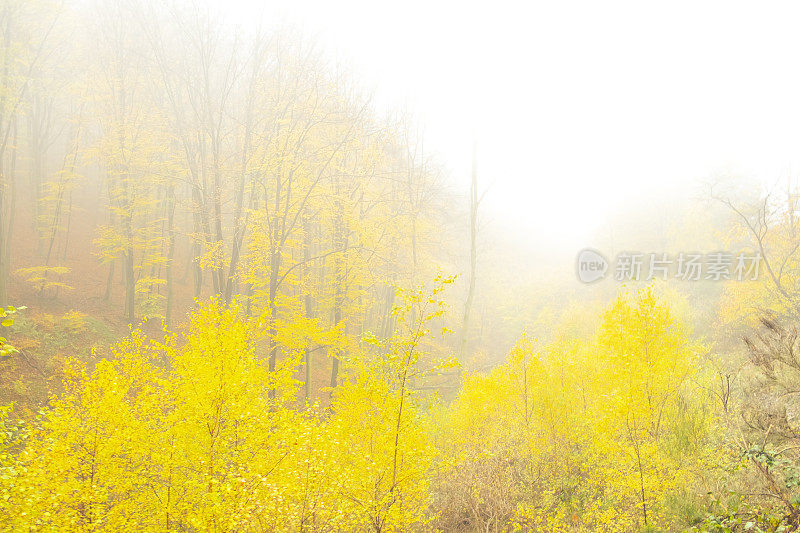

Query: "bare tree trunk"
<box><xmin>458</xmin><ymin>142</ymin><xmax>479</xmax><ymax>374</ymax></box>
<box><xmin>329</xmin><ymin>305</ymin><xmax>341</xmax><ymax>391</ymax></box>
<box><xmin>267</xmin><ymin>202</ymin><xmax>281</xmax><ymax>399</ymax></box>
<box><xmin>329</xmin><ymin>174</ymin><xmax>348</xmax><ymax>392</ymax></box>
<box><xmin>224</xmin><ymin>99</ymin><xmax>253</xmax><ymax>304</ymax></box>
<box><xmin>5</xmin><ymin>116</ymin><xmax>17</xmax><ymax>302</ymax></box>
<box><xmin>165</xmin><ymin>186</ymin><xmax>176</xmax><ymax>326</ymax></box>
<box><xmin>0</xmin><ymin>17</ymin><xmax>11</xmax><ymax>307</ymax></box>
<box><xmin>124</xmin><ymin>248</ymin><xmax>135</xmax><ymax>324</ymax></box>
<box><xmin>303</xmin><ymin>220</ymin><xmax>315</xmax><ymax>402</ymax></box>
<box><xmin>104</xmin><ymin>262</ymin><xmax>115</xmax><ymax>302</ymax></box>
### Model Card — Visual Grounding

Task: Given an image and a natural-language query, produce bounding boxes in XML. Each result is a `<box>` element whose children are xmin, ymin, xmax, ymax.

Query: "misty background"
<box><xmin>232</xmin><ymin>0</ymin><xmax>800</xmax><ymax>245</ymax></box>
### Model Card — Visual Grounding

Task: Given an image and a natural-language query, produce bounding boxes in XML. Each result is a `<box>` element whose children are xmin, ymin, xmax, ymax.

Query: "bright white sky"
<box><xmin>223</xmin><ymin>0</ymin><xmax>800</xmax><ymax>248</ymax></box>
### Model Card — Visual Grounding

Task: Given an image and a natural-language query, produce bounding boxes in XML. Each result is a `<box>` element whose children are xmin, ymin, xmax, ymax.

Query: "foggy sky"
<box><xmin>197</xmin><ymin>0</ymin><xmax>800</xmax><ymax>246</ymax></box>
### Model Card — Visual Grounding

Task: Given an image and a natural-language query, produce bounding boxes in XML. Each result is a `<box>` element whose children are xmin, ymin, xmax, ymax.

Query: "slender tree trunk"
<box><xmin>629</xmin><ymin>418</ymin><xmax>648</xmax><ymax>528</ymax></box>
<box><xmin>267</xmin><ymin>236</ymin><xmax>281</xmax><ymax>399</ymax></box>
<box><xmin>304</xmin><ymin>296</ymin><xmax>312</xmax><ymax>401</ymax></box>
<box><xmin>225</xmin><ymin>41</ymin><xmax>259</xmax><ymax>304</ymax></box>
<box><xmin>124</xmin><ymin>249</ymin><xmax>135</xmax><ymax>324</ymax></box>
<box><xmin>224</xmin><ymin>152</ymin><xmax>250</xmax><ymax>305</ymax></box>
<box><xmin>0</xmin><ymin>116</ymin><xmax>18</xmax><ymax>306</ymax></box>
<box><xmin>303</xmin><ymin>221</ymin><xmax>314</xmax><ymax>401</ymax></box>
<box><xmin>458</xmin><ymin>142</ymin><xmax>479</xmax><ymax>377</ymax></box>
<box><xmin>104</xmin><ymin>262</ymin><xmax>115</xmax><ymax>302</ymax></box>
<box><xmin>0</xmin><ymin>18</ymin><xmax>11</xmax><ymax>307</ymax></box>
<box><xmin>329</xmin><ymin>306</ymin><xmax>341</xmax><ymax>390</ymax></box>
<box><xmin>165</xmin><ymin>186</ymin><xmax>176</xmax><ymax>326</ymax></box>
<box><xmin>329</xmin><ymin>181</ymin><xmax>348</xmax><ymax>392</ymax></box>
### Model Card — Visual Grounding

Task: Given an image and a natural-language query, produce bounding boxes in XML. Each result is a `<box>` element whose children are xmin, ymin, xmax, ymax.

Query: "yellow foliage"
<box><xmin>0</xmin><ymin>278</ymin><xmax>456</xmax><ymax>531</ymax></box>
<box><xmin>14</xmin><ymin>266</ymin><xmax>74</xmax><ymax>293</ymax></box>
<box><xmin>0</xmin><ymin>283</ymin><xmax>718</xmax><ymax>532</ymax></box>
<box><xmin>430</xmin><ymin>286</ymin><xmax>711</xmax><ymax>532</ymax></box>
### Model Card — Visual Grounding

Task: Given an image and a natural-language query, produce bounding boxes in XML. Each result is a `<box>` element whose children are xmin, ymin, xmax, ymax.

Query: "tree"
<box><xmin>595</xmin><ymin>287</ymin><xmax>701</xmax><ymax>528</ymax></box>
<box><xmin>0</xmin><ymin>0</ymin><xmax>60</xmax><ymax>305</ymax></box>
<box><xmin>0</xmin><ymin>279</ymin><xmax>456</xmax><ymax>531</ymax></box>
<box><xmin>458</xmin><ymin>140</ymin><xmax>485</xmax><ymax>374</ymax></box>
<box><xmin>432</xmin><ymin>287</ymin><xmax>709</xmax><ymax>531</ymax></box>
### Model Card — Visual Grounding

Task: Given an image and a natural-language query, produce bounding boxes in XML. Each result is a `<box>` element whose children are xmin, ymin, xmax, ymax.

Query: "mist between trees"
<box><xmin>1</xmin><ymin>0</ymin><xmax>800</xmax><ymax>531</ymax></box>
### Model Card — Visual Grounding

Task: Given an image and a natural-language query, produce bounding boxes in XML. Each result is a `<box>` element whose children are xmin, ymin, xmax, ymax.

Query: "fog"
<box><xmin>4</xmin><ymin>1</ymin><xmax>800</xmax><ymax>530</ymax></box>
<box><xmin>238</xmin><ymin>0</ymin><xmax>800</xmax><ymax>245</ymax></box>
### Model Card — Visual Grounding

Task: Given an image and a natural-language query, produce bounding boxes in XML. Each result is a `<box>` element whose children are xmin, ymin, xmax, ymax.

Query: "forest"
<box><xmin>1</xmin><ymin>0</ymin><xmax>800</xmax><ymax>531</ymax></box>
